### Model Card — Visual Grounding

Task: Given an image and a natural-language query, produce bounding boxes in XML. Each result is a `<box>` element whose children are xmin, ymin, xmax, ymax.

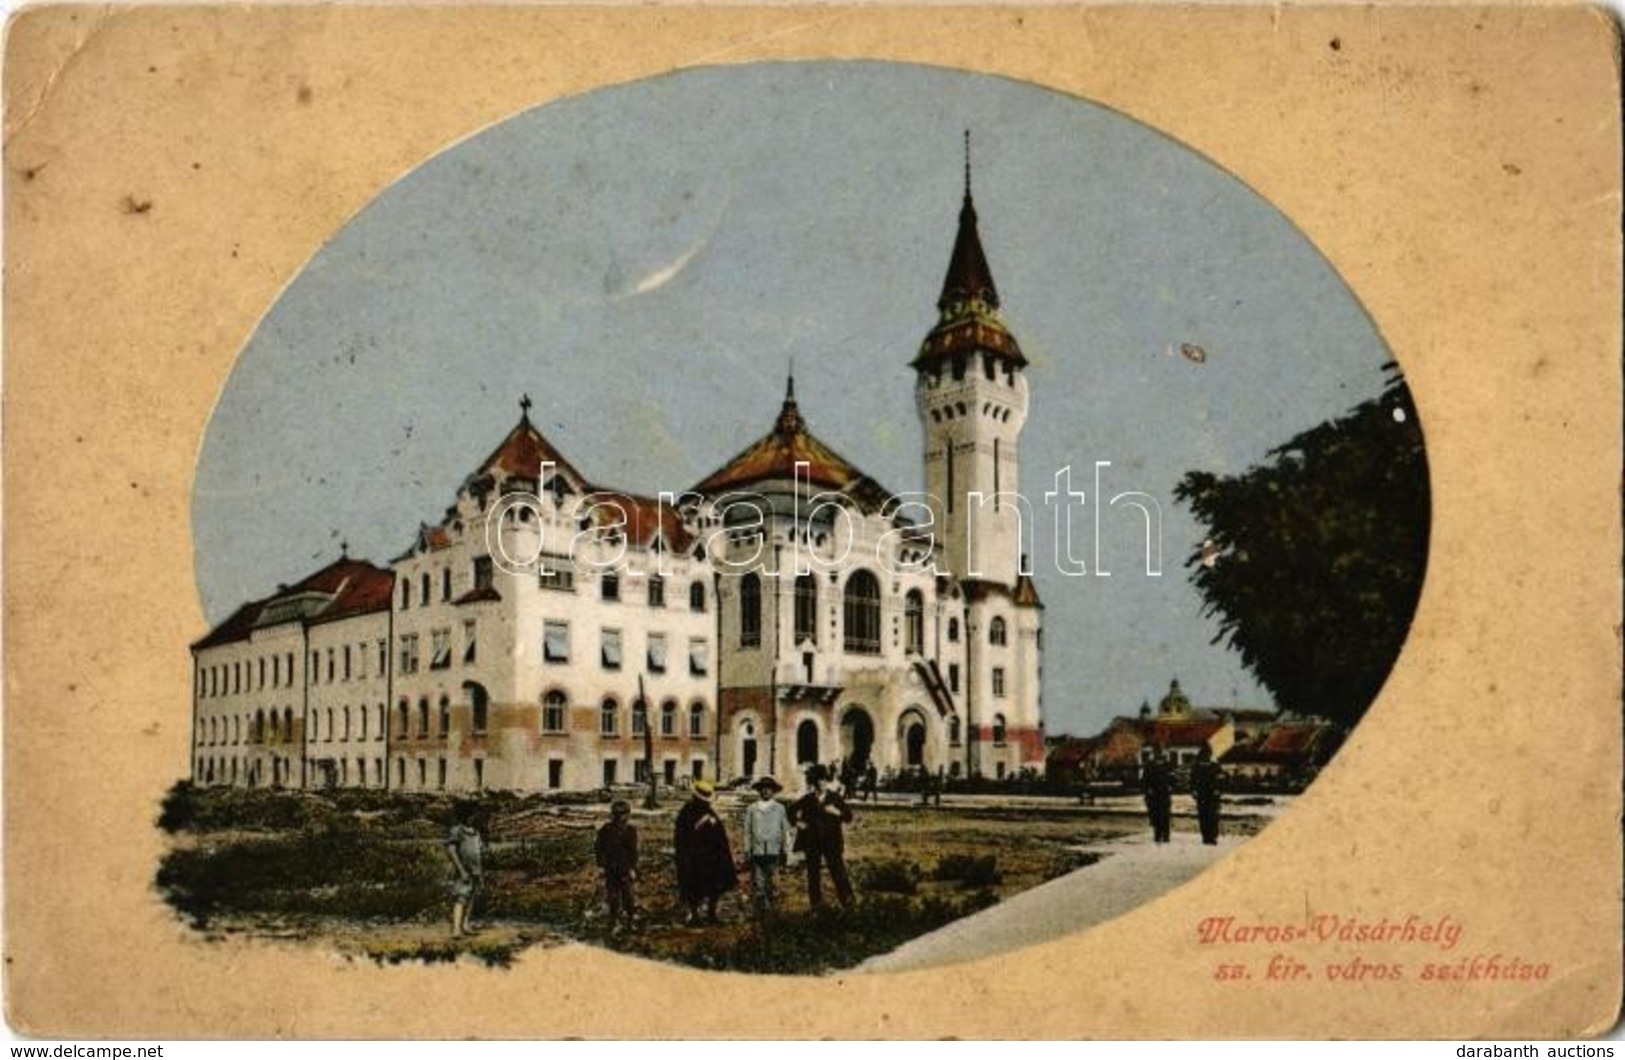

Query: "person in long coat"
<box><xmin>1142</xmin><ymin>747</ymin><xmax>1174</xmax><ymax>844</ymax></box>
<box><xmin>1191</xmin><ymin>745</ymin><xmax>1223</xmax><ymax>845</ymax></box>
<box><xmin>789</xmin><ymin>764</ymin><xmax>855</xmax><ymax>908</ymax></box>
<box><xmin>672</xmin><ymin>779</ymin><xmax>738</xmax><ymax>925</ymax></box>
<box><xmin>594</xmin><ymin>799</ymin><xmax>640</xmax><ymax>932</ymax></box>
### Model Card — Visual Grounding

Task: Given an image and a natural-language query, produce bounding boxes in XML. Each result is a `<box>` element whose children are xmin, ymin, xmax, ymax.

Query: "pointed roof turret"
<box><xmin>471</xmin><ymin>397</ymin><xmax>588</xmax><ymax>488</ymax></box>
<box><xmin>914</xmin><ymin>133</ymin><xmax>1026</xmax><ymax>371</ymax></box>
<box><xmin>938</xmin><ymin>131</ymin><xmax>1000</xmax><ymax>313</ymax></box>
<box><xmin>692</xmin><ymin>379</ymin><xmax>890</xmax><ymax>510</ymax></box>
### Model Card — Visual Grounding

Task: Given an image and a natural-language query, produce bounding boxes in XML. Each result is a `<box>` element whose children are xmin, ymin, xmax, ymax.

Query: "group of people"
<box><xmin>590</xmin><ymin>763</ymin><xmax>859</xmax><ymax>934</ymax></box>
<box><xmin>1140</xmin><ymin>745</ymin><xmax>1223</xmax><ymax>846</ymax></box>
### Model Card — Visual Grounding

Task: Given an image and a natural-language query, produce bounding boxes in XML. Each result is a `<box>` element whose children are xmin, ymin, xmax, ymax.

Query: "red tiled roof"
<box><xmin>692</xmin><ymin>387</ymin><xmax>889</xmax><ymax>511</ymax></box>
<box><xmin>584</xmin><ymin>489</ymin><xmax>696</xmax><ymax>553</ymax></box>
<box><xmin>473</xmin><ymin>414</ymin><xmax>588</xmax><ymax>487</ymax></box>
<box><xmin>192</xmin><ymin>557</ymin><xmax>395</xmax><ymax>650</ymax></box>
<box><xmin>914</xmin><ymin>313</ymin><xmax>1026</xmax><ymax>369</ymax></box>
<box><xmin>1221</xmin><ymin>724</ymin><xmax>1336</xmax><ymax>766</ymax></box>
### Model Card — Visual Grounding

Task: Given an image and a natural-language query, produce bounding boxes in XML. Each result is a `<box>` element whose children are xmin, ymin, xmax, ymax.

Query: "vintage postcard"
<box><xmin>3</xmin><ymin>3</ymin><xmax>1620</xmax><ymax>1040</ymax></box>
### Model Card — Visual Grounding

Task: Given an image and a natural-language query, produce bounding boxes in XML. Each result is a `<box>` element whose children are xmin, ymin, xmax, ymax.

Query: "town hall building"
<box><xmin>189</xmin><ymin>161</ymin><xmax>1047</xmax><ymax>793</ymax></box>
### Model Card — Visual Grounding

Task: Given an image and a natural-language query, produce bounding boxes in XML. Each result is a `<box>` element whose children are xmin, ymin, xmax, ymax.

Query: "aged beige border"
<box><xmin>4</xmin><ymin>4</ymin><xmax>1620</xmax><ymax>1038</ymax></box>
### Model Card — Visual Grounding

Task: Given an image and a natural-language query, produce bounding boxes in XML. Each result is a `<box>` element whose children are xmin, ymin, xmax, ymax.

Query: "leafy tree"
<box><xmin>1173</xmin><ymin>364</ymin><xmax>1430</xmax><ymax>730</ymax></box>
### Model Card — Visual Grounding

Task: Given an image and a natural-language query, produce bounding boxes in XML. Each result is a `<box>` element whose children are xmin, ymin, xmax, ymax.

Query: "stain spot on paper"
<box><xmin>122</xmin><ymin>195</ymin><xmax>153</xmax><ymax>215</ymax></box>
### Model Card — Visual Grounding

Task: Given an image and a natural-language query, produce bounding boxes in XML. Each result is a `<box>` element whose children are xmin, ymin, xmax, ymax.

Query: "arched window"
<box><xmin>468</xmin><ymin>683</ymin><xmax>489</xmax><ymax>733</ymax></box>
<box><xmin>992</xmin><ymin>713</ymin><xmax>1007</xmax><ymax>745</ymax></box>
<box><xmin>377</xmin><ymin>704</ymin><xmax>385</xmax><ymax>740</ymax></box>
<box><xmin>948</xmin><ymin>715</ymin><xmax>962</xmax><ymax>744</ymax></box>
<box><xmin>600</xmin><ymin>697</ymin><xmax>619</xmax><ymax>736</ymax></box>
<box><xmin>401</xmin><ymin>580</ymin><xmax>411</xmax><ymax>610</ymax></box>
<box><xmin>688</xmin><ymin>701</ymin><xmax>706</xmax><ymax>739</ymax></box>
<box><xmin>543</xmin><ymin>690</ymin><xmax>567</xmax><ymax>733</ymax></box>
<box><xmin>417</xmin><ymin>697</ymin><xmax>430</xmax><ymax>738</ymax></box>
<box><xmin>343</xmin><ymin>706</ymin><xmax>352</xmax><ymax>740</ymax></box>
<box><xmin>905</xmin><ymin>589</ymin><xmax>925</xmax><ymax>653</ymax></box>
<box><xmin>660</xmin><ymin>700</ymin><xmax>678</xmax><ymax>737</ymax></box>
<box><xmin>254</xmin><ymin>708</ymin><xmax>266</xmax><ymax>743</ymax></box>
<box><xmin>420</xmin><ymin>573</ymin><xmax>431</xmax><ymax>607</ymax></box>
<box><xmin>442</xmin><ymin>567</ymin><xmax>452</xmax><ymax>601</ymax></box>
<box><xmin>948</xmin><ymin>617</ymin><xmax>960</xmax><ymax>642</ymax></box>
<box><xmin>843</xmin><ymin>570</ymin><xmax>881</xmax><ymax>655</ymax></box>
<box><xmin>739</xmin><ymin>572</ymin><xmax>762</xmax><ymax>648</ymax></box>
<box><xmin>796</xmin><ymin>719</ymin><xmax>819</xmax><ymax>764</ymax></box>
<box><xmin>283</xmin><ymin>708</ymin><xmax>292</xmax><ymax>744</ymax></box>
<box><xmin>397</xmin><ymin>700</ymin><xmax>410</xmax><ymax>739</ymax></box>
<box><xmin>326</xmin><ymin>708</ymin><xmax>334</xmax><ymax>742</ymax></box>
<box><xmin>794</xmin><ymin>574</ymin><xmax>818</xmax><ymax>645</ymax></box>
<box><xmin>989</xmin><ymin>616</ymin><xmax>1008</xmax><ymax>646</ymax></box>
<box><xmin>359</xmin><ymin>705</ymin><xmax>368</xmax><ymax>741</ymax></box>
<box><xmin>438</xmin><ymin>696</ymin><xmax>450</xmax><ymax>737</ymax></box>
<box><xmin>631</xmin><ymin>700</ymin><xmax>648</xmax><ymax>736</ymax></box>
<box><xmin>689</xmin><ymin>581</ymin><xmax>706</xmax><ymax>613</ymax></box>
<box><xmin>268</xmin><ymin>710</ymin><xmax>280</xmax><ymax>743</ymax></box>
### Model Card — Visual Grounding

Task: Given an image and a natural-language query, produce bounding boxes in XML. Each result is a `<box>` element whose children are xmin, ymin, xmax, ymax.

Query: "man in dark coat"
<box><xmin>672</xmin><ymin>779</ymin><xmax>737</xmax><ymax>924</ymax></box>
<box><xmin>1191</xmin><ymin>745</ymin><xmax>1223</xmax><ymax>845</ymax></box>
<box><xmin>789</xmin><ymin>764</ymin><xmax>855</xmax><ymax>908</ymax></box>
<box><xmin>1142</xmin><ymin>747</ymin><xmax>1173</xmax><ymax>844</ymax></box>
<box><xmin>594</xmin><ymin>799</ymin><xmax>639</xmax><ymax>932</ymax></box>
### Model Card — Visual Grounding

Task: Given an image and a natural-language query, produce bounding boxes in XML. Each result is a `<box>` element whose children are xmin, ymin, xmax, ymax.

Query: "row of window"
<box><xmin>398</xmin><ymin>620</ymin><xmax>478</xmax><ymax>674</ymax></box>
<box><xmin>540</xmin><ymin>622</ymin><xmax>709</xmax><ymax>675</ymax></box>
<box><xmin>196</xmin><ymin>703</ymin><xmax>391</xmax><ymax>747</ymax></box>
<box><xmin>400</xmin><ymin>558</ymin><xmax>494</xmax><ymax>610</ymax></box>
<box><xmin>198</xmin><ymin>639</ymin><xmax>391</xmax><ymax>700</ymax></box>
<box><xmin>740</xmin><ymin>572</ymin><xmax>1012</xmax><ymax>655</ymax></box>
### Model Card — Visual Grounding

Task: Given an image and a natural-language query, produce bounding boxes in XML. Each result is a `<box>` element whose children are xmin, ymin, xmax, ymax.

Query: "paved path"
<box><xmin>858</xmin><ymin>830</ymin><xmax>1244</xmax><ymax>973</ymax></box>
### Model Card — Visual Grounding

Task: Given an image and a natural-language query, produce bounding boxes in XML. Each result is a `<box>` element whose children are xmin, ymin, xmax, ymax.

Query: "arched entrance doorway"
<box><xmin>899</xmin><ymin>708</ymin><xmax>930</xmax><ymax>770</ymax></box>
<box><xmin>840</xmin><ymin>707</ymin><xmax>875</xmax><ymax>772</ymax></box>
<box><xmin>796</xmin><ymin>719</ymin><xmax>819</xmax><ymax>766</ymax></box>
<box><xmin>736</xmin><ymin>718</ymin><xmax>758</xmax><ymax>780</ymax></box>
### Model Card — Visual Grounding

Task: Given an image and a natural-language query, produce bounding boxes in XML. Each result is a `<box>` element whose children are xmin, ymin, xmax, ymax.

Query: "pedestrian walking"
<box><xmin>1191</xmin><ymin>745</ymin><xmax>1223</xmax><ymax>845</ymax></box>
<box><xmin>1142</xmin><ymin>747</ymin><xmax>1173</xmax><ymax>844</ymax></box>
<box><xmin>444</xmin><ymin>800</ymin><xmax>485</xmax><ymax>937</ymax></box>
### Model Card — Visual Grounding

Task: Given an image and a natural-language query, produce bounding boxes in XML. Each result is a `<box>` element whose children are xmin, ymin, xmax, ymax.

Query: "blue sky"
<box><xmin>193</xmin><ymin>61</ymin><xmax>1404</xmax><ymax>736</ymax></box>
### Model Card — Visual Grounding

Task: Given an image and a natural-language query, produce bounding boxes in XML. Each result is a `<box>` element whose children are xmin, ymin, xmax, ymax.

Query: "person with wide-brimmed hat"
<box><xmin>742</xmin><ymin>775</ymin><xmax>792</xmax><ymax>915</ymax></box>
<box><xmin>672</xmin><ymin>778</ymin><xmax>738</xmax><ymax>925</ymax></box>
<box><xmin>789</xmin><ymin>764</ymin><xmax>856</xmax><ymax>908</ymax></box>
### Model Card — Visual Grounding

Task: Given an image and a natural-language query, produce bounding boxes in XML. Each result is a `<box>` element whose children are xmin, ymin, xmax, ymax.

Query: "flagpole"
<box><xmin>640</xmin><ymin>672</ymin><xmax>657</xmax><ymax>809</ymax></box>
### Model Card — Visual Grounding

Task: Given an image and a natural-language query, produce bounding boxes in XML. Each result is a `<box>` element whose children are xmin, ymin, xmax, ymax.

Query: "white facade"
<box><xmin>190</xmin><ymin>172</ymin><xmax>1047</xmax><ymax>792</ymax></box>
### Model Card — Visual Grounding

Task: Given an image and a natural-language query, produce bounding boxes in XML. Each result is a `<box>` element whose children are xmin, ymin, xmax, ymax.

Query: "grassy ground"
<box><xmin>154</xmin><ymin>783</ymin><xmax>1268</xmax><ymax>974</ymax></box>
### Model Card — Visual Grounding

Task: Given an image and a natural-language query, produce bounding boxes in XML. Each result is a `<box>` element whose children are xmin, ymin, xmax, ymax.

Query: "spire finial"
<box><xmin>786</xmin><ymin>357</ymin><xmax>796</xmax><ymax>402</ymax></box>
<box><xmin>519</xmin><ymin>393</ymin><xmax>533</xmax><ymax>420</ymax></box>
<box><xmin>963</xmin><ymin>129</ymin><xmax>972</xmax><ymax>200</ymax></box>
<box><xmin>340</xmin><ymin>538</ymin><xmax>349</xmax><ymax>558</ymax></box>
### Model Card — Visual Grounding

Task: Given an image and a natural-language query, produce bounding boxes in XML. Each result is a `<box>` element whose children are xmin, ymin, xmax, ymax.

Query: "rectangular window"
<box><xmin>376</xmin><ymin>641</ymin><xmax>386</xmax><ymax>676</ymax></box>
<box><xmin>543</xmin><ymin>698</ymin><xmax>566</xmax><ymax>733</ymax></box>
<box><xmin>689</xmin><ymin>639</ymin><xmax>709</xmax><ymax>677</ymax></box>
<box><xmin>632</xmin><ymin>705</ymin><xmax>647</xmax><ymax>737</ymax></box>
<box><xmin>343</xmin><ymin>646</ymin><xmax>352</xmax><ymax>681</ymax></box>
<box><xmin>601</xmin><ymin>573</ymin><xmax>620</xmax><ymax>602</ymax></box>
<box><xmin>600</xmin><ymin>704</ymin><xmax>618</xmax><ymax>737</ymax></box>
<box><xmin>543</xmin><ymin>621</ymin><xmax>569</xmax><ymax>664</ymax></box>
<box><xmin>602</xmin><ymin>760</ymin><xmax>618</xmax><ymax>786</ymax></box>
<box><xmin>436</xmin><ymin>758</ymin><xmax>446</xmax><ymax>790</ymax></box>
<box><xmin>258</xmin><ymin>657</ymin><xmax>266</xmax><ymax>689</ymax></box>
<box><xmin>647</xmin><ymin>575</ymin><xmax>665</xmax><ymax>608</ymax></box>
<box><xmin>326</xmin><ymin>649</ymin><xmax>335</xmax><ymax>684</ymax></box>
<box><xmin>660</xmin><ymin>706</ymin><xmax>677</xmax><ymax>738</ymax></box>
<box><xmin>548</xmin><ymin>760</ymin><xmax>564</xmax><ymax>790</ymax></box>
<box><xmin>473</xmin><ymin>555</ymin><xmax>494</xmax><ymax>591</ymax></box>
<box><xmin>463</xmin><ymin>620</ymin><xmax>477</xmax><ymax>664</ymax></box>
<box><xmin>663</xmin><ymin>759</ymin><xmax>677</xmax><ymax>786</ymax></box>
<box><xmin>601</xmin><ymin>628</ymin><xmax>622</xmax><ymax>670</ymax></box>
<box><xmin>474</xmin><ymin>759</ymin><xmax>485</xmax><ymax>790</ymax></box>
<box><xmin>538</xmin><ymin>557</ymin><xmax>575</xmax><ymax>593</ymax></box>
<box><xmin>647</xmin><ymin>632</ymin><xmax>668</xmax><ymax>674</ymax></box>
<box><xmin>949</xmin><ymin>663</ymin><xmax>960</xmax><ymax>694</ymax></box>
<box><xmin>417</xmin><ymin>758</ymin><xmax>427</xmax><ymax>788</ymax></box>
<box><xmin>992</xmin><ymin>667</ymin><xmax>1007</xmax><ymax>698</ymax></box>
<box><xmin>634</xmin><ymin>758</ymin><xmax>649</xmax><ymax>783</ymax></box>
<box><xmin>430</xmin><ymin>628</ymin><xmax>452</xmax><ymax>670</ymax></box>
<box><xmin>356</xmin><ymin>643</ymin><xmax>366</xmax><ymax>680</ymax></box>
<box><xmin>688</xmin><ymin>705</ymin><xmax>704</xmax><ymax>739</ymax></box>
<box><xmin>307</xmin><ymin>655</ymin><xmax>316</xmax><ymax>687</ymax></box>
<box><xmin>399</xmin><ymin>635</ymin><xmax>420</xmax><ymax>674</ymax></box>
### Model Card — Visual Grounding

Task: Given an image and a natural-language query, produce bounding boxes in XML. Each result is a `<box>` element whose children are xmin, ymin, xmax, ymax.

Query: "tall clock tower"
<box><xmin>914</xmin><ymin>140</ymin><xmax>1031</xmax><ymax>585</ymax></box>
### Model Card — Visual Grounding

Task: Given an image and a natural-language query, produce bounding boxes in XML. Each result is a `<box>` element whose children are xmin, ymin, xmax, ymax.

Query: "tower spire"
<box><xmin>964</xmin><ymin>128</ymin><xmax>972</xmax><ymax>201</ymax></box>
